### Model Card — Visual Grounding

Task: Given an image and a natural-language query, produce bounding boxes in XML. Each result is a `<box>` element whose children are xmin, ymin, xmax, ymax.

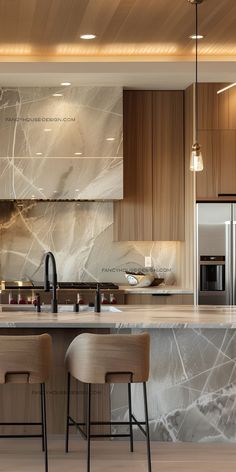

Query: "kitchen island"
<box><xmin>0</xmin><ymin>304</ymin><xmax>236</xmax><ymax>443</ymax></box>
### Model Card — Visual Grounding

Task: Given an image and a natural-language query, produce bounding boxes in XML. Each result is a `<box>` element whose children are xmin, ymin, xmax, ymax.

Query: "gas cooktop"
<box><xmin>3</xmin><ymin>281</ymin><xmax>119</xmax><ymax>290</ymax></box>
<box><xmin>57</xmin><ymin>282</ymin><xmax>119</xmax><ymax>290</ymax></box>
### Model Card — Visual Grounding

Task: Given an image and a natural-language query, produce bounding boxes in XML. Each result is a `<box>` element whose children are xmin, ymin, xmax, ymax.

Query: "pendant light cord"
<box><xmin>195</xmin><ymin>2</ymin><xmax>198</xmax><ymax>143</ymax></box>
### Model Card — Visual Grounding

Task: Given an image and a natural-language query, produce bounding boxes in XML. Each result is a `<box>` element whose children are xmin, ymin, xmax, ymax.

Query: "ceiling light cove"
<box><xmin>106</xmin><ymin>137</ymin><xmax>115</xmax><ymax>141</ymax></box>
<box><xmin>80</xmin><ymin>34</ymin><xmax>96</xmax><ymax>40</ymax></box>
<box><xmin>60</xmin><ymin>82</ymin><xmax>71</xmax><ymax>86</ymax></box>
<box><xmin>55</xmin><ymin>42</ymin><xmax>178</xmax><ymax>56</ymax></box>
<box><xmin>52</xmin><ymin>93</ymin><xmax>63</xmax><ymax>97</ymax></box>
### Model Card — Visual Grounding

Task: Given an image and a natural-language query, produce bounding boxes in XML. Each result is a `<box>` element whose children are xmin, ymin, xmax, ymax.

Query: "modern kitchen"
<box><xmin>0</xmin><ymin>1</ymin><xmax>236</xmax><ymax>471</ymax></box>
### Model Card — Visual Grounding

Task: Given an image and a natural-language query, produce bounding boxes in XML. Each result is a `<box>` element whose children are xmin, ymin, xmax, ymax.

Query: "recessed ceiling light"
<box><xmin>52</xmin><ymin>93</ymin><xmax>63</xmax><ymax>97</ymax></box>
<box><xmin>44</xmin><ymin>128</ymin><xmax>52</xmax><ymax>132</ymax></box>
<box><xmin>80</xmin><ymin>34</ymin><xmax>96</xmax><ymax>40</ymax></box>
<box><xmin>106</xmin><ymin>137</ymin><xmax>115</xmax><ymax>141</ymax></box>
<box><xmin>36</xmin><ymin>152</ymin><xmax>42</xmax><ymax>155</ymax></box>
<box><xmin>60</xmin><ymin>82</ymin><xmax>71</xmax><ymax>86</ymax></box>
<box><xmin>190</xmin><ymin>34</ymin><xmax>204</xmax><ymax>39</ymax></box>
<box><xmin>74</xmin><ymin>152</ymin><xmax>82</xmax><ymax>155</ymax></box>
<box><xmin>75</xmin><ymin>189</ymin><xmax>80</xmax><ymax>192</ymax></box>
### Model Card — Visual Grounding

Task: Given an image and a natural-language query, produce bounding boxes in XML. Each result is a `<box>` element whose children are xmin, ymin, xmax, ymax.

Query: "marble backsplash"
<box><xmin>0</xmin><ymin>86</ymin><xmax>123</xmax><ymax>199</ymax></box>
<box><xmin>0</xmin><ymin>201</ymin><xmax>180</xmax><ymax>284</ymax></box>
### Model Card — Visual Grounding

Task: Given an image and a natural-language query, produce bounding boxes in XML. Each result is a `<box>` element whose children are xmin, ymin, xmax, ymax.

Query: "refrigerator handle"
<box><xmin>233</xmin><ymin>220</ymin><xmax>236</xmax><ymax>306</ymax></box>
<box><xmin>226</xmin><ymin>220</ymin><xmax>233</xmax><ymax>305</ymax></box>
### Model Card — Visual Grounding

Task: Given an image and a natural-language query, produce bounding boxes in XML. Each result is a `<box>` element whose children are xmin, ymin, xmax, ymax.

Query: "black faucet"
<box><xmin>94</xmin><ymin>283</ymin><xmax>101</xmax><ymax>313</ymax></box>
<box><xmin>35</xmin><ymin>293</ymin><xmax>41</xmax><ymax>313</ymax></box>
<box><xmin>44</xmin><ymin>251</ymin><xmax>58</xmax><ymax>313</ymax></box>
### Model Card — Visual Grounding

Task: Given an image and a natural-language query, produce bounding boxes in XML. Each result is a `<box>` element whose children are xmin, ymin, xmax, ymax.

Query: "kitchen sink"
<box><xmin>0</xmin><ymin>304</ymin><xmax>122</xmax><ymax>313</ymax></box>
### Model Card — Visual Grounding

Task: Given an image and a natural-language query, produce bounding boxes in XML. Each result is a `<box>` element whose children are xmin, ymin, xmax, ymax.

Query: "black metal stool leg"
<box><xmin>41</xmin><ymin>383</ymin><xmax>48</xmax><ymax>472</ymax></box>
<box><xmin>65</xmin><ymin>372</ymin><xmax>71</xmax><ymax>453</ymax></box>
<box><xmin>143</xmin><ymin>382</ymin><xmax>151</xmax><ymax>472</ymax></box>
<box><xmin>40</xmin><ymin>384</ymin><xmax>45</xmax><ymax>452</ymax></box>
<box><xmin>128</xmin><ymin>383</ymin><xmax>134</xmax><ymax>452</ymax></box>
<box><xmin>87</xmin><ymin>383</ymin><xmax>91</xmax><ymax>472</ymax></box>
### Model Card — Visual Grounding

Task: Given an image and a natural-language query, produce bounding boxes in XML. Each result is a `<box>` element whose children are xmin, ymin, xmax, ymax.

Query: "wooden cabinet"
<box><xmin>196</xmin><ymin>130</ymin><xmax>219</xmax><ymax>200</ymax></box>
<box><xmin>152</xmin><ymin>92</ymin><xmax>184</xmax><ymax>240</ymax></box>
<box><xmin>125</xmin><ymin>294</ymin><xmax>193</xmax><ymax>305</ymax></box>
<box><xmin>114</xmin><ymin>91</ymin><xmax>153</xmax><ymax>240</ymax></box>
<box><xmin>114</xmin><ymin>90</ymin><xmax>185</xmax><ymax>241</ymax></box>
<box><xmin>196</xmin><ymin>84</ymin><xmax>236</xmax><ymax>201</ymax></box>
<box><xmin>198</xmin><ymin>83</ymin><xmax>229</xmax><ymax>130</ymax></box>
<box><xmin>218</xmin><ymin>131</ymin><xmax>236</xmax><ymax>196</ymax></box>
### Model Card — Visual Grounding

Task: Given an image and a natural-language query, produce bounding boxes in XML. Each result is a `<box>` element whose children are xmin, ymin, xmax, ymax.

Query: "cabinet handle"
<box><xmin>218</xmin><ymin>194</ymin><xmax>236</xmax><ymax>197</ymax></box>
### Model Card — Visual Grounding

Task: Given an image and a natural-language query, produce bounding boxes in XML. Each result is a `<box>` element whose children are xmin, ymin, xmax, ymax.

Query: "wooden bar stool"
<box><xmin>0</xmin><ymin>334</ymin><xmax>52</xmax><ymax>472</ymax></box>
<box><xmin>65</xmin><ymin>332</ymin><xmax>151</xmax><ymax>472</ymax></box>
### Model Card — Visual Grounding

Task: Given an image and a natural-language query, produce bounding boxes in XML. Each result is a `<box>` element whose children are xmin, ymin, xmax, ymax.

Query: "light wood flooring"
<box><xmin>0</xmin><ymin>437</ymin><xmax>236</xmax><ymax>472</ymax></box>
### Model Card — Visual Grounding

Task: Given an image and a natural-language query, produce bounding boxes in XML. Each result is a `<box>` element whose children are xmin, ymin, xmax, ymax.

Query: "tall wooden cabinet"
<box><xmin>114</xmin><ymin>90</ymin><xmax>185</xmax><ymax>241</ymax></box>
<box><xmin>196</xmin><ymin>83</ymin><xmax>236</xmax><ymax>200</ymax></box>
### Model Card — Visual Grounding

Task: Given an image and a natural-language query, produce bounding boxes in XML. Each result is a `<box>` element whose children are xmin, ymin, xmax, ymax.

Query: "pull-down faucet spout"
<box><xmin>44</xmin><ymin>251</ymin><xmax>58</xmax><ymax>313</ymax></box>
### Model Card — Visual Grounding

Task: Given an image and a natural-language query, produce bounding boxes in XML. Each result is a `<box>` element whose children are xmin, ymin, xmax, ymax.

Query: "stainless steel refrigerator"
<box><xmin>197</xmin><ymin>203</ymin><xmax>236</xmax><ymax>305</ymax></box>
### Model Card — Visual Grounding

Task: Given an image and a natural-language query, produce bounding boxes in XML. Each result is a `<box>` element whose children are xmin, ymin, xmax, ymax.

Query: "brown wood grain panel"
<box><xmin>177</xmin><ymin>85</ymin><xmax>195</xmax><ymax>291</ymax></box>
<box><xmin>114</xmin><ymin>90</ymin><xmax>153</xmax><ymax>240</ymax></box>
<box><xmin>1</xmin><ymin>1</ymin><xmax>236</xmax><ymax>60</ymax></box>
<box><xmin>196</xmin><ymin>130</ymin><xmax>220</xmax><ymax>200</ymax></box>
<box><xmin>125</xmin><ymin>294</ymin><xmax>193</xmax><ymax>305</ymax></box>
<box><xmin>198</xmin><ymin>83</ymin><xmax>229</xmax><ymax>130</ymax></box>
<box><xmin>152</xmin><ymin>91</ymin><xmax>185</xmax><ymax>241</ymax></box>
<box><xmin>228</xmin><ymin>87</ymin><xmax>236</xmax><ymax>129</ymax></box>
<box><xmin>218</xmin><ymin>130</ymin><xmax>236</xmax><ymax>195</ymax></box>
<box><xmin>0</xmin><ymin>328</ymin><xmax>110</xmax><ymax>435</ymax></box>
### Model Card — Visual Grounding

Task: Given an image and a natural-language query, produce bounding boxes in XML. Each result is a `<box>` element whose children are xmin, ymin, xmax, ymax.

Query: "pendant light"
<box><xmin>188</xmin><ymin>0</ymin><xmax>204</xmax><ymax>172</ymax></box>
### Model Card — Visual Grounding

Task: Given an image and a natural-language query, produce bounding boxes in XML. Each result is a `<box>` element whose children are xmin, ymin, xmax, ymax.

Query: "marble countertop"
<box><xmin>118</xmin><ymin>285</ymin><xmax>193</xmax><ymax>294</ymax></box>
<box><xmin>1</xmin><ymin>304</ymin><xmax>236</xmax><ymax>328</ymax></box>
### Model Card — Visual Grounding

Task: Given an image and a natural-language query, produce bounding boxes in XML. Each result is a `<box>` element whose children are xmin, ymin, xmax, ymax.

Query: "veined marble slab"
<box><xmin>0</xmin><ymin>201</ymin><xmax>179</xmax><ymax>284</ymax></box>
<box><xmin>1</xmin><ymin>305</ymin><xmax>236</xmax><ymax>328</ymax></box>
<box><xmin>1</xmin><ymin>304</ymin><xmax>236</xmax><ymax>442</ymax></box>
<box><xmin>0</xmin><ymin>86</ymin><xmax>123</xmax><ymax>199</ymax></box>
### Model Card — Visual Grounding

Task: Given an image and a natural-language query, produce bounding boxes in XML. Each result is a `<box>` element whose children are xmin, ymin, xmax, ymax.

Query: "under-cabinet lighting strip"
<box><xmin>217</xmin><ymin>83</ymin><xmax>236</xmax><ymax>94</ymax></box>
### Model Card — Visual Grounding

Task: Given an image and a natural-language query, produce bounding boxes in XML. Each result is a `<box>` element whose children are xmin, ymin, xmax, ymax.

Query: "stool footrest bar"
<box><xmin>0</xmin><ymin>434</ymin><xmax>43</xmax><ymax>438</ymax></box>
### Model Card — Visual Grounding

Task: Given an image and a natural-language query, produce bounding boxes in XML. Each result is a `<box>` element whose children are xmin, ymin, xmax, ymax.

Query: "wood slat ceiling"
<box><xmin>0</xmin><ymin>0</ymin><xmax>235</xmax><ymax>59</ymax></box>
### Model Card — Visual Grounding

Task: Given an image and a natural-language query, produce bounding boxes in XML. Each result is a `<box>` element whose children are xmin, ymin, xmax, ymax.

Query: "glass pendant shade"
<box><xmin>190</xmin><ymin>142</ymin><xmax>203</xmax><ymax>172</ymax></box>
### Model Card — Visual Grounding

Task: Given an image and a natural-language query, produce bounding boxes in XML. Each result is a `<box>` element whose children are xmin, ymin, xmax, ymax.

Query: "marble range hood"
<box><xmin>0</xmin><ymin>86</ymin><xmax>123</xmax><ymax>200</ymax></box>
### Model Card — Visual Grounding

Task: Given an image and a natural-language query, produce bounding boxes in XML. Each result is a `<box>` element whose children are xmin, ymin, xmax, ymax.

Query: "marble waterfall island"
<box><xmin>1</xmin><ymin>304</ymin><xmax>236</xmax><ymax>443</ymax></box>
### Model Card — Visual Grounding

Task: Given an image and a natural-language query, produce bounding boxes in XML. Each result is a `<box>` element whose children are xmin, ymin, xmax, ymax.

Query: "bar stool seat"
<box><xmin>0</xmin><ymin>334</ymin><xmax>52</xmax><ymax>472</ymax></box>
<box><xmin>65</xmin><ymin>332</ymin><xmax>151</xmax><ymax>472</ymax></box>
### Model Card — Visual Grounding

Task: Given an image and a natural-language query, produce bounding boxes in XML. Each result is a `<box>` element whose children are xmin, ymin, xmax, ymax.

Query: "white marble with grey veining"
<box><xmin>0</xmin><ymin>86</ymin><xmax>123</xmax><ymax>199</ymax></box>
<box><xmin>111</xmin><ymin>326</ymin><xmax>236</xmax><ymax>442</ymax></box>
<box><xmin>1</xmin><ymin>304</ymin><xmax>236</xmax><ymax>442</ymax></box>
<box><xmin>1</xmin><ymin>305</ymin><xmax>236</xmax><ymax>442</ymax></box>
<box><xmin>0</xmin><ymin>201</ymin><xmax>179</xmax><ymax>284</ymax></box>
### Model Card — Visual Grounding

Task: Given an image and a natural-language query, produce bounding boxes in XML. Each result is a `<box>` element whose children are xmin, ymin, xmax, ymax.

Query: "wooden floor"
<box><xmin>0</xmin><ymin>437</ymin><xmax>236</xmax><ymax>472</ymax></box>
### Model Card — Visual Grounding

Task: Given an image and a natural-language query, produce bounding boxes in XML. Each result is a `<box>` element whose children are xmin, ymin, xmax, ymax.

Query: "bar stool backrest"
<box><xmin>0</xmin><ymin>334</ymin><xmax>52</xmax><ymax>384</ymax></box>
<box><xmin>65</xmin><ymin>332</ymin><xmax>150</xmax><ymax>384</ymax></box>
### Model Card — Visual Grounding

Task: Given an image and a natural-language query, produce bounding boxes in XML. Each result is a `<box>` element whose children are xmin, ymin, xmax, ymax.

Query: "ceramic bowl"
<box><xmin>125</xmin><ymin>273</ymin><xmax>155</xmax><ymax>287</ymax></box>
